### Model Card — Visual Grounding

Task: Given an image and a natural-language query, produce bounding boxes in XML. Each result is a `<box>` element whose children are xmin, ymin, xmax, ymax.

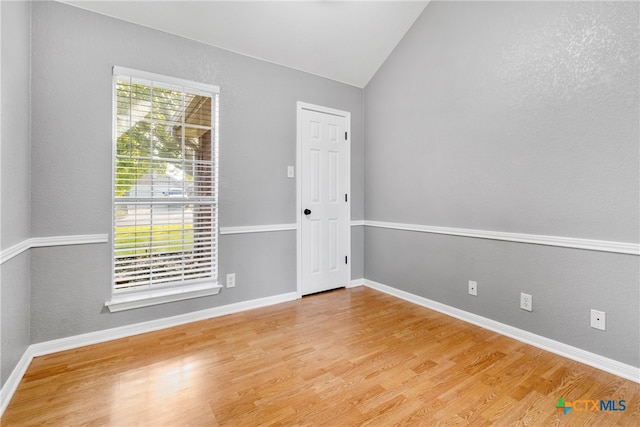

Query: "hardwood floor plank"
<box><xmin>2</xmin><ymin>287</ymin><xmax>639</xmax><ymax>426</ymax></box>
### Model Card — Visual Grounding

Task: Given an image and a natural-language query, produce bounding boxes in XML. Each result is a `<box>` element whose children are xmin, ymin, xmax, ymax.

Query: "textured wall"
<box><xmin>366</xmin><ymin>1</ymin><xmax>638</xmax><ymax>241</ymax></box>
<box><xmin>0</xmin><ymin>0</ymin><xmax>31</xmax><ymax>386</ymax></box>
<box><xmin>350</xmin><ymin>225</ymin><xmax>364</xmax><ymax>280</ymax></box>
<box><xmin>1</xmin><ymin>256</ymin><xmax>31</xmax><ymax>386</ymax></box>
<box><xmin>1</xmin><ymin>1</ymin><xmax>31</xmax><ymax>249</ymax></box>
<box><xmin>364</xmin><ymin>1</ymin><xmax>639</xmax><ymax>365</ymax></box>
<box><xmin>29</xmin><ymin>1</ymin><xmax>363</xmax><ymax>343</ymax></box>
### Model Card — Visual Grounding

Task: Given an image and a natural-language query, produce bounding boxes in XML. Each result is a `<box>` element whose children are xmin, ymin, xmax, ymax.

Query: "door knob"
<box><xmin>304</xmin><ymin>209</ymin><xmax>311</xmax><ymax>215</ymax></box>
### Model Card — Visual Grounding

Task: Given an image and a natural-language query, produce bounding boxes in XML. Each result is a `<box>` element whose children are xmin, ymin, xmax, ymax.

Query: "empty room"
<box><xmin>1</xmin><ymin>0</ymin><xmax>639</xmax><ymax>425</ymax></box>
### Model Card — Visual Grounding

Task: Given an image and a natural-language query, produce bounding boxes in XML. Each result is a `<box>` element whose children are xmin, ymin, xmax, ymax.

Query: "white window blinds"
<box><xmin>113</xmin><ymin>67</ymin><xmax>219</xmax><ymax>292</ymax></box>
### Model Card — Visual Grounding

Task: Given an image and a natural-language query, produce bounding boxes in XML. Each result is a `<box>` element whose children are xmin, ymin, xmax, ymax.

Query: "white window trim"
<box><xmin>113</xmin><ymin>66</ymin><xmax>220</xmax><ymax>95</ymax></box>
<box><xmin>108</xmin><ymin>66</ymin><xmax>221</xmax><ymax>312</ymax></box>
<box><xmin>105</xmin><ymin>281</ymin><xmax>222</xmax><ymax>312</ymax></box>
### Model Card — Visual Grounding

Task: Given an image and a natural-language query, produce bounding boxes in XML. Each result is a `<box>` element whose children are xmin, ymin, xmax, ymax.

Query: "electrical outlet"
<box><xmin>226</xmin><ymin>273</ymin><xmax>236</xmax><ymax>288</ymax></box>
<box><xmin>520</xmin><ymin>293</ymin><xmax>532</xmax><ymax>312</ymax></box>
<box><xmin>287</xmin><ymin>166</ymin><xmax>295</xmax><ymax>178</ymax></box>
<box><xmin>591</xmin><ymin>309</ymin><xmax>606</xmax><ymax>331</ymax></box>
<box><xmin>468</xmin><ymin>280</ymin><xmax>478</xmax><ymax>296</ymax></box>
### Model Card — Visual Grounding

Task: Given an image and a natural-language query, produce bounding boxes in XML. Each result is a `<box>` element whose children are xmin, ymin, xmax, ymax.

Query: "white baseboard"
<box><xmin>0</xmin><ymin>291</ymin><xmax>298</xmax><ymax>416</ymax></box>
<box><xmin>3</xmin><ymin>282</ymin><xmax>637</xmax><ymax>417</ymax></box>
<box><xmin>0</xmin><ymin>346</ymin><xmax>34</xmax><ymax>416</ymax></box>
<box><xmin>347</xmin><ymin>278</ymin><xmax>364</xmax><ymax>288</ymax></box>
<box><xmin>363</xmin><ymin>279</ymin><xmax>640</xmax><ymax>384</ymax></box>
<box><xmin>30</xmin><ymin>292</ymin><xmax>298</xmax><ymax>358</ymax></box>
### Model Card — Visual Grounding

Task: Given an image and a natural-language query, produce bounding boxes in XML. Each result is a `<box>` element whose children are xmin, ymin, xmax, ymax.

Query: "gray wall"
<box><xmin>364</xmin><ymin>1</ymin><xmax>639</xmax><ymax>366</ymax></box>
<box><xmin>29</xmin><ymin>1</ymin><xmax>364</xmax><ymax>343</ymax></box>
<box><xmin>1</xmin><ymin>256</ymin><xmax>31</xmax><ymax>387</ymax></box>
<box><xmin>3</xmin><ymin>0</ymin><xmax>636</xmax><ymax>386</ymax></box>
<box><xmin>0</xmin><ymin>1</ymin><xmax>31</xmax><ymax>386</ymax></box>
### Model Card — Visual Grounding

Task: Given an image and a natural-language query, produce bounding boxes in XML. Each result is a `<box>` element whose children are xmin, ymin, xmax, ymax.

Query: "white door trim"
<box><xmin>296</xmin><ymin>102</ymin><xmax>351</xmax><ymax>298</ymax></box>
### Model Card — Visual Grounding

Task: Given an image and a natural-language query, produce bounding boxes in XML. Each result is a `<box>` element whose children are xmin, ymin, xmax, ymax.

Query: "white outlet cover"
<box><xmin>468</xmin><ymin>280</ymin><xmax>477</xmax><ymax>296</ymax></box>
<box><xmin>287</xmin><ymin>166</ymin><xmax>295</xmax><ymax>178</ymax></box>
<box><xmin>520</xmin><ymin>293</ymin><xmax>532</xmax><ymax>312</ymax></box>
<box><xmin>591</xmin><ymin>309</ymin><xmax>606</xmax><ymax>331</ymax></box>
<box><xmin>226</xmin><ymin>273</ymin><xmax>236</xmax><ymax>288</ymax></box>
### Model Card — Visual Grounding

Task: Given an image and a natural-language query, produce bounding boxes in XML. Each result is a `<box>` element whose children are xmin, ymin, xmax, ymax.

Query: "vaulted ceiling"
<box><xmin>61</xmin><ymin>1</ymin><xmax>429</xmax><ymax>88</ymax></box>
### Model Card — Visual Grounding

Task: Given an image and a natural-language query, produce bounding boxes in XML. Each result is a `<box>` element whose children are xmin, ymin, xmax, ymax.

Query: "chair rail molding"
<box><xmin>364</xmin><ymin>220</ymin><xmax>639</xmax><ymax>255</ymax></box>
<box><xmin>219</xmin><ymin>223</ymin><xmax>297</xmax><ymax>235</ymax></box>
<box><xmin>0</xmin><ymin>234</ymin><xmax>109</xmax><ymax>264</ymax></box>
<box><xmin>220</xmin><ymin>220</ymin><xmax>365</xmax><ymax>235</ymax></box>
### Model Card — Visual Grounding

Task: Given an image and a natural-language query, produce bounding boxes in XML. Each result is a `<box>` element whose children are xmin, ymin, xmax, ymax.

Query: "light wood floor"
<box><xmin>3</xmin><ymin>287</ymin><xmax>639</xmax><ymax>426</ymax></box>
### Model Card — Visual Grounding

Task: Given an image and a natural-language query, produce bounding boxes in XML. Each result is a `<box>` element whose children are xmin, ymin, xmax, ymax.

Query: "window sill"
<box><xmin>105</xmin><ymin>282</ymin><xmax>223</xmax><ymax>313</ymax></box>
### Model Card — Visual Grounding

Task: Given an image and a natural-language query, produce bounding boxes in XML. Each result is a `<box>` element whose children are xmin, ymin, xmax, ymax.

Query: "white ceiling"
<box><xmin>60</xmin><ymin>1</ymin><xmax>429</xmax><ymax>88</ymax></box>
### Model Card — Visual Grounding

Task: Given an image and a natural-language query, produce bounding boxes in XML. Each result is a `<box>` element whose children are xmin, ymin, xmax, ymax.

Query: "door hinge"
<box><xmin>345</xmin><ymin>194</ymin><xmax>348</xmax><ymax>202</ymax></box>
<box><xmin>345</xmin><ymin>256</ymin><xmax>348</xmax><ymax>264</ymax></box>
<box><xmin>345</xmin><ymin>131</ymin><xmax>348</xmax><ymax>140</ymax></box>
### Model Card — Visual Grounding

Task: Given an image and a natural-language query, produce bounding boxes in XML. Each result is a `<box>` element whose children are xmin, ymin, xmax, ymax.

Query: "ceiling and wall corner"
<box><xmin>59</xmin><ymin>0</ymin><xmax>430</xmax><ymax>88</ymax></box>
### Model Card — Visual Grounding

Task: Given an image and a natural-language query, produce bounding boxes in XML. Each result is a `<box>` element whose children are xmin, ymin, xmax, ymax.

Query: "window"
<box><xmin>106</xmin><ymin>67</ymin><xmax>221</xmax><ymax>312</ymax></box>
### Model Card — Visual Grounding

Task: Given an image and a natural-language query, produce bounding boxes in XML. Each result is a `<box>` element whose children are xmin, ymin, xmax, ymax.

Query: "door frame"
<box><xmin>296</xmin><ymin>101</ymin><xmax>351</xmax><ymax>298</ymax></box>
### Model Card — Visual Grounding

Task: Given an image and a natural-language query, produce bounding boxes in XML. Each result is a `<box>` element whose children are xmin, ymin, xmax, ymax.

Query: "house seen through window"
<box><xmin>113</xmin><ymin>67</ymin><xmax>219</xmax><ymax>294</ymax></box>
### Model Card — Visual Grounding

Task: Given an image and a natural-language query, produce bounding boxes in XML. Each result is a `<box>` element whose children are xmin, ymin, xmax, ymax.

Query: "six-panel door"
<box><xmin>300</xmin><ymin>108</ymin><xmax>349</xmax><ymax>295</ymax></box>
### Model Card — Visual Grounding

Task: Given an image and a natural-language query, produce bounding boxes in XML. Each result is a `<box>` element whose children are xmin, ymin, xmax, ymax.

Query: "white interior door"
<box><xmin>298</xmin><ymin>103</ymin><xmax>350</xmax><ymax>296</ymax></box>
